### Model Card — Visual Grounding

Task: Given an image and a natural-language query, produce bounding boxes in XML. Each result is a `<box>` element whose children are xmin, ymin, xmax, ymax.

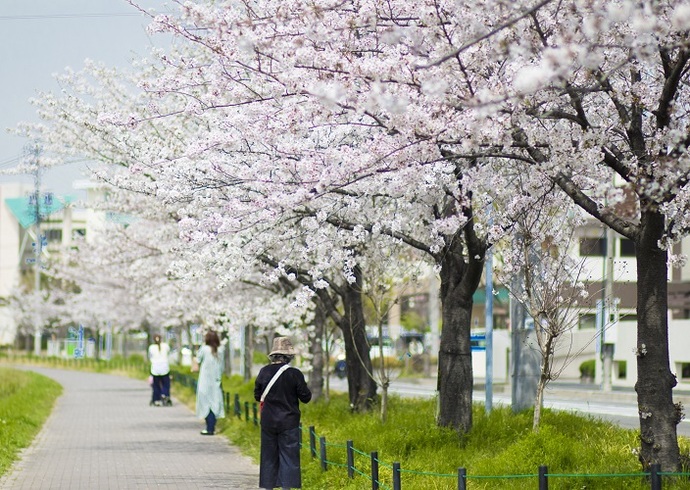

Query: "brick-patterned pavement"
<box><xmin>0</xmin><ymin>367</ymin><xmax>259</xmax><ymax>489</ymax></box>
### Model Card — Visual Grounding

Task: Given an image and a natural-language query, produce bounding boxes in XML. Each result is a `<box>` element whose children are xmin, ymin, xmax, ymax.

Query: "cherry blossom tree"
<box><xmin>475</xmin><ymin>0</ymin><xmax>690</xmax><ymax>471</ymax></box>
<box><xmin>492</xmin><ymin>172</ymin><xmax>591</xmax><ymax>431</ymax></box>
<box><xmin>22</xmin><ymin>3</ymin><xmax>690</xmax><ymax>469</ymax></box>
<box><xmin>21</xmin><ymin>0</ymin><xmax>499</xmax><ymax>433</ymax></box>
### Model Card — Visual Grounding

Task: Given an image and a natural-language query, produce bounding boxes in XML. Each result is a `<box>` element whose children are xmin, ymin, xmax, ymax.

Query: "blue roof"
<box><xmin>4</xmin><ymin>195</ymin><xmax>76</xmax><ymax>229</ymax></box>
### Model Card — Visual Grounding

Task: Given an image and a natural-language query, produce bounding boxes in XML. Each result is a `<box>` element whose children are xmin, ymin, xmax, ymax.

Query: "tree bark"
<box><xmin>635</xmin><ymin>209</ymin><xmax>680</xmax><ymax>471</ymax></box>
<box><xmin>243</xmin><ymin>324</ymin><xmax>253</xmax><ymax>382</ymax></box>
<box><xmin>437</xmin><ymin>235</ymin><xmax>485</xmax><ymax>433</ymax></box>
<box><xmin>308</xmin><ymin>304</ymin><xmax>326</xmax><ymax>402</ymax></box>
<box><xmin>340</xmin><ymin>265</ymin><xmax>377</xmax><ymax>412</ymax></box>
<box><xmin>312</xmin><ymin>269</ymin><xmax>377</xmax><ymax>412</ymax></box>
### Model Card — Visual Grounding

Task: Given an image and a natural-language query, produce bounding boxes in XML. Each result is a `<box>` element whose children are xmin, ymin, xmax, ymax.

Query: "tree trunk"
<box><xmin>340</xmin><ymin>265</ymin><xmax>377</xmax><ymax>412</ymax></box>
<box><xmin>380</xmin><ymin>383</ymin><xmax>389</xmax><ymax>424</ymax></box>
<box><xmin>533</xmin><ymin>331</ymin><xmax>554</xmax><ymax>431</ymax></box>
<box><xmin>437</xmin><ymin>237</ymin><xmax>485</xmax><ymax>433</ymax></box>
<box><xmin>533</xmin><ymin>377</ymin><xmax>545</xmax><ymax>432</ymax></box>
<box><xmin>243</xmin><ymin>324</ymin><xmax>253</xmax><ymax>382</ymax></box>
<box><xmin>635</xmin><ymin>209</ymin><xmax>680</xmax><ymax>471</ymax></box>
<box><xmin>308</xmin><ymin>304</ymin><xmax>326</xmax><ymax>402</ymax></box>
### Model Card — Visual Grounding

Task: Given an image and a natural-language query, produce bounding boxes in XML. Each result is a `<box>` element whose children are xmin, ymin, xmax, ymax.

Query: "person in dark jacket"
<box><xmin>254</xmin><ymin>337</ymin><xmax>312</xmax><ymax>490</ymax></box>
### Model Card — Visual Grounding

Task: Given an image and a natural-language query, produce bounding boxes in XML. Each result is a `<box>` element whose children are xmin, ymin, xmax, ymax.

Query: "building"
<box><xmin>0</xmin><ymin>182</ymin><xmax>87</xmax><ymax>345</ymax></box>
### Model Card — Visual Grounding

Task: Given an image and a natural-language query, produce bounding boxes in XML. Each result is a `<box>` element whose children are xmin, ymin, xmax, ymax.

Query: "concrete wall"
<box><xmin>610</xmin><ymin>319</ymin><xmax>690</xmax><ymax>390</ymax></box>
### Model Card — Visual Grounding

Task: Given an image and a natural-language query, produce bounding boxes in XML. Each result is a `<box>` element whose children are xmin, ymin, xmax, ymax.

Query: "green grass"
<box><xmin>0</xmin><ymin>368</ymin><xmax>62</xmax><ymax>477</ymax></box>
<box><xmin>204</xmin><ymin>375</ymin><xmax>690</xmax><ymax>490</ymax></box>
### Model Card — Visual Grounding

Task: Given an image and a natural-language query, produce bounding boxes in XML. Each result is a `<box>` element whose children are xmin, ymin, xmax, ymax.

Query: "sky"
<box><xmin>0</xmin><ymin>0</ymin><xmax>170</xmax><ymax>197</ymax></box>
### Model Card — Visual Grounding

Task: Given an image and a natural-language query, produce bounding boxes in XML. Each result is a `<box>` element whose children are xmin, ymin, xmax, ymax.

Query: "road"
<box><xmin>328</xmin><ymin>376</ymin><xmax>690</xmax><ymax>436</ymax></box>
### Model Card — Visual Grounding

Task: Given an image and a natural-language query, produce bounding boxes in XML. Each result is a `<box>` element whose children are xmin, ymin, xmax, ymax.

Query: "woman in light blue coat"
<box><xmin>195</xmin><ymin>330</ymin><xmax>226</xmax><ymax>435</ymax></box>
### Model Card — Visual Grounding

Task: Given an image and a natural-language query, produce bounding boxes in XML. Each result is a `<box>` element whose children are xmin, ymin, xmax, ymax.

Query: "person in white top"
<box><xmin>148</xmin><ymin>334</ymin><xmax>171</xmax><ymax>406</ymax></box>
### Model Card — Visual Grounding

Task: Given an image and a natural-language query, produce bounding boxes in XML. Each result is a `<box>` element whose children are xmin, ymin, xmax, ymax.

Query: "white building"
<box><xmin>0</xmin><ymin>182</ymin><xmax>87</xmax><ymax>345</ymax></box>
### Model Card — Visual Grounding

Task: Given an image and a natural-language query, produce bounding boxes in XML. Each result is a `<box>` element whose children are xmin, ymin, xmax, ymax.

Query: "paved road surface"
<box><xmin>330</xmin><ymin>376</ymin><xmax>690</xmax><ymax>436</ymax></box>
<box><xmin>0</xmin><ymin>367</ymin><xmax>259</xmax><ymax>489</ymax></box>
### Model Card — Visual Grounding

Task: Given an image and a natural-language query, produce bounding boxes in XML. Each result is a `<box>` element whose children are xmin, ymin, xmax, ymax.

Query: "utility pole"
<box><xmin>485</xmin><ymin>244</ymin><xmax>493</xmax><ymax>413</ymax></box>
<box><xmin>602</xmin><ymin>227</ymin><xmax>616</xmax><ymax>392</ymax></box>
<box><xmin>30</xmin><ymin>143</ymin><xmax>43</xmax><ymax>357</ymax></box>
<box><xmin>510</xmin><ymin>233</ymin><xmax>540</xmax><ymax>412</ymax></box>
<box><xmin>484</xmin><ymin>204</ymin><xmax>493</xmax><ymax>413</ymax></box>
<box><xmin>427</xmin><ymin>266</ymin><xmax>440</xmax><ymax>367</ymax></box>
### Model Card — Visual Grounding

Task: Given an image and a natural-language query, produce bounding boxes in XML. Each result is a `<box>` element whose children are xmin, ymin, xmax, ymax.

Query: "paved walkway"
<box><xmin>0</xmin><ymin>367</ymin><xmax>259</xmax><ymax>489</ymax></box>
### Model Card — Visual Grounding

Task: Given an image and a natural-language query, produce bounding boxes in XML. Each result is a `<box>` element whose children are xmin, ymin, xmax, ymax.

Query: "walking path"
<box><xmin>0</xmin><ymin>366</ymin><xmax>259</xmax><ymax>489</ymax></box>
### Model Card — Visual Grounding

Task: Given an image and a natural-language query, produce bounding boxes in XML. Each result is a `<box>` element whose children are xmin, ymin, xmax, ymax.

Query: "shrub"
<box><xmin>580</xmin><ymin>359</ymin><xmax>596</xmax><ymax>378</ymax></box>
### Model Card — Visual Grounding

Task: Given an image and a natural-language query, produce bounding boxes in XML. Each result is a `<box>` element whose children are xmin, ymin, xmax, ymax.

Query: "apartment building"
<box><xmin>0</xmin><ymin>182</ymin><xmax>87</xmax><ymax>345</ymax></box>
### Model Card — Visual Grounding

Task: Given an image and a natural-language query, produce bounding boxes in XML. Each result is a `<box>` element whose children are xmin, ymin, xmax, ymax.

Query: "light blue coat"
<box><xmin>195</xmin><ymin>344</ymin><xmax>226</xmax><ymax>419</ymax></box>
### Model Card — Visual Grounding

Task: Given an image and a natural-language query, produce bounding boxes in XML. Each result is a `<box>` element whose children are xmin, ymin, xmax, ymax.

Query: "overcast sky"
<box><xmin>0</xmin><ymin>0</ymin><xmax>169</xmax><ymax>196</ymax></box>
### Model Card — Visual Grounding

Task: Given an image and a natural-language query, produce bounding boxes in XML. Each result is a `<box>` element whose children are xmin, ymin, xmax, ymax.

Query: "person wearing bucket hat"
<box><xmin>254</xmin><ymin>337</ymin><xmax>311</xmax><ymax>490</ymax></box>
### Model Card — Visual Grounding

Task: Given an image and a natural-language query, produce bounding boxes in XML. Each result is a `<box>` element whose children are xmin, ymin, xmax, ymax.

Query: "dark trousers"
<box><xmin>206</xmin><ymin>410</ymin><xmax>217</xmax><ymax>433</ymax></box>
<box><xmin>152</xmin><ymin>374</ymin><xmax>170</xmax><ymax>401</ymax></box>
<box><xmin>259</xmin><ymin>426</ymin><xmax>301</xmax><ymax>489</ymax></box>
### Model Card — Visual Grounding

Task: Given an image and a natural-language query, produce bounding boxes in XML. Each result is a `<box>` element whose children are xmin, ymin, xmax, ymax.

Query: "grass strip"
<box><xmin>0</xmin><ymin>367</ymin><xmax>62</xmax><ymax>477</ymax></box>
<box><xmin>204</xmin><ymin>374</ymin><xmax>690</xmax><ymax>490</ymax></box>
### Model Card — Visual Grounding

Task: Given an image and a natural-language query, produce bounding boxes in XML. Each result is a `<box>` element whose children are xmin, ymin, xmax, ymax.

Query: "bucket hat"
<box><xmin>269</xmin><ymin>337</ymin><xmax>296</xmax><ymax>356</ymax></box>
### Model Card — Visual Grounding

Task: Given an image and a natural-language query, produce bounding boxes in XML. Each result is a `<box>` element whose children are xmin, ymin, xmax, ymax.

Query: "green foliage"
<box><xmin>0</xmin><ymin>368</ymin><xmax>62</xmax><ymax>476</ymax></box>
<box><xmin>618</xmin><ymin>360</ymin><xmax>627</xmax><ymax>378</ymax></box>
<box><xmin>580</xmin><ymin>359</ymin><xmax>596</xmax><ymax>378</ymax></box>
<box><xmin>126</xmin><ymin>353</ymin><xmax>146</xmax><ymax>365</ymax></box>
<box><xmin>253</xmin><ymin>349</ymin><xmax>269</xmax><ymax>365</ymax></box>
<box><xmin>401</xmin><ymin>310</ymin><xmax>427</xmax><ymax>331</ymax></box>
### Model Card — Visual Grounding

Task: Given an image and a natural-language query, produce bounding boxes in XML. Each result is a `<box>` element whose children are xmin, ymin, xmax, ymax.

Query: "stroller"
<box><xmin>149</xmin><ymin>374</ymin><xmax>173</xmax><ymax>406</ymax></box>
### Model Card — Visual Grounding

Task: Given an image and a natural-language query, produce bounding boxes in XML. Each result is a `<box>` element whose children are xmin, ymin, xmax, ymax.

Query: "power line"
<box><xmin>0</xmin><ymin>13</ymin><xmax>143</xmax><ymax>21</ymax></box>
<box><xmin>0</xmin><ymin>154</ymin><xmax>24</xmax><ymax>169</ymax></box>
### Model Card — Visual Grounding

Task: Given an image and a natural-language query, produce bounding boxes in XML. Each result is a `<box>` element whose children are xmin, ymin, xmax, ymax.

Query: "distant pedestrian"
<box><xmin>196</xmin><ymin>330</ymin><xmax>226</xmax><ymax>435</ymax></box>
<box><xmin>254</xmin><ymin>337</ymin><xmax>312</xmax><ymax>490</ymax></box>
<box><xmin>148</xmin><ymin>334</ymin><xmax>171</xmax><ymax>406</ymax></box>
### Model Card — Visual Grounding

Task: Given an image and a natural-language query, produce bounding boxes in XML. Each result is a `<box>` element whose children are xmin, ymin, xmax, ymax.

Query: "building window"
<box><xmin>620</xmin><ymin>238</ymin><xmax>635</xmax><ymax>257</ymax></box>
<box><xmin>619</xmin><ymin>313</ymin><xmax>637</xmax><ymax>323</ymax></box>
<box><xmin>681</xmin><ymin>363</ymin><xmax>690</xmax><ymax>380</ymax></box>
<box><xmin>579</xmin><ymin>237</ymin><xmax>606</xmax><ymax>256</ymax></box>
<box><xmin>578</xmin><ymin>313</ymin><xmax>596</xmax><ymax>330</ymax></box>
<box><xmin>616</xmin><ymin>361</ymin><xmax>627</xmax><ymax>379</ymax></box>
<box><xmin>494</xmin><ymin>313</ymin><xmax>508</xmax><ymax>329</ymax></box>
<box><xmin>45</xmin><ymin>229</ymin><xmax>62</xmax><ymax>242</ymax></box>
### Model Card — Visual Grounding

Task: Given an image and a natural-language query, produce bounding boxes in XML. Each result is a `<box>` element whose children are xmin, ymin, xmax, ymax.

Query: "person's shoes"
<box><xmin>200</xmin><ymin>430</ymin><xmax>214</xmax><ymax>435</ymax></box>
<box><xmin>153</xmin><ymin>401</ymin><xmax>162</xmax><ymax>407</ymax></box>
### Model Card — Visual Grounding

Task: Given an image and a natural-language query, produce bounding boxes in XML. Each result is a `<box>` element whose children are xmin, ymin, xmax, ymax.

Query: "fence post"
<box><xmin>458</xmin><ymin>468</ymin><xmax>466</xmax><ymax>490</ymax></box>
<box><xmin>347</xmin><ymin>440</ymin><xmax>355</xmax><ymax>479</ymax></box>
<box><xmin>393</xmin><ymin>462</ymin><xmax>401</xmax><ymax>490</ymax></box>
<box><xmin>244</xmin><ymin>401</ymin><xmax>249</xmax><ymax>422</ymax></box>
<box><xmin>252</xmin><ymin>403</ymin><xmax>258</xmax><ymax>425</ymax></box>
<box><xmin>539</xmin><ymin>465</ymin><xmax>548</xmax><ymax>490</ymax></box>
<box><xmin>650</xmin><ymin>463</ymin><xmax>661</xmax><ymax>490</ymax></box>
<box><xmin>320</xmin><ymin>436</ymin><xmax>327</xmax><ymax>471</ymax></box>
<box><xmin>234</xmin><ymin>394</ymin><xmax>241</xmax><ymax>418</ymax></box>
<box><xmin>371</xmin><ymin>451</ymin><xmax>379</xmax><ymax>490</ymax></box>
<box><xmin>309</xmin><ymin>426</ymin><xmax>317</xmax><ymax>459</ymax></box>
<box><xmin>224</xmin><ymin>391</ymin><xmax>230</xmax><ymax>413</ymax></box>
